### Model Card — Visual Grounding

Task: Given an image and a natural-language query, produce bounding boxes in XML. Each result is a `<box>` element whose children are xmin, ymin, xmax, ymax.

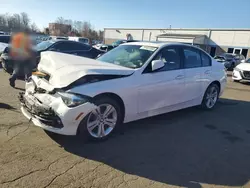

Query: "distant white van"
<box><xmin>68</xmin><ymin>37</ymin><xmax>89</xmax><ymax>44</ymax></box>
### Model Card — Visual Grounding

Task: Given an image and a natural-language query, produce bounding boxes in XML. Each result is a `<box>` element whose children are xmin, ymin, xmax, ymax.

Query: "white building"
<box><xmin>104</xmin><ymin>28</ymin><xmax>250</xmax><ymax>58</ymax></box>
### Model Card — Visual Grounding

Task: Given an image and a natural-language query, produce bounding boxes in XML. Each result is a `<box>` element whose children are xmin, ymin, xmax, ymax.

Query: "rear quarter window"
<box><xmin>201</xmin><ymin>51</ymin><xmax>211</xmax><ymax>67</ymax></box>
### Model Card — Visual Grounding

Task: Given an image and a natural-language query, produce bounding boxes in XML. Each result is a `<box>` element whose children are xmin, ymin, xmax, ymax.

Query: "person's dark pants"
<box><xmin>9</xmin><ymin>60</ymin><xmax>32</xmax><ymax>86</ymax></box>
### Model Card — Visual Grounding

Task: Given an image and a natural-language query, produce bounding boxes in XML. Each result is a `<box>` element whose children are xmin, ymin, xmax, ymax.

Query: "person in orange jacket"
<box><xmin>9</xmin><ymin>29</ymin><xmax>33</xmax><ymax>87</ymax></box>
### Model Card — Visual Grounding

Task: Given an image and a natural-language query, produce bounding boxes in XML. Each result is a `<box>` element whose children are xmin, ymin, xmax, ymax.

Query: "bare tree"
<box><xmin>56</xmin><ymin>17</ymin><xmax>65</xmax><ymax>24</ymax></box>
<box><xmin>30</xmin><ymin>22</ymin><xmax>39</xmax><ymax>32</ymax></box>
<box><xmin>44</xmin><ymin>27</ymin><xmax>50</xmax><ymax>35</ymax></box>
<box><xmin>20</xmin><ymin>12</ymin><xmax>30</xmax><ymax>29</ymax></box>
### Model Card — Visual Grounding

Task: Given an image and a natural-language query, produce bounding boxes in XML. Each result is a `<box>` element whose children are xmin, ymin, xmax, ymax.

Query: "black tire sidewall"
<box><xmin>201</xmin><ymin>84</ymin><xmax>219</xmax><ymax>110</ymax></box>
<box><xmin>77</xmin><ymin>97</ymin><xmax>123</xmax><ymax>141</ymax></box>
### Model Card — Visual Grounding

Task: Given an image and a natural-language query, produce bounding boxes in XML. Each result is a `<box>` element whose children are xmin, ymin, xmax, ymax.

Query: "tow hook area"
<box><xmin>19</xmin><ymin>92</ymin><xmax>25</xmax><ymax>103</ymax></box>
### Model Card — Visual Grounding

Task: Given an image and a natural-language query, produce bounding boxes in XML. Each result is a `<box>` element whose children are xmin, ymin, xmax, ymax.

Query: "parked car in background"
<box><xmin>0</xmin><ymin>35</ymin><xmax>11</xmax><ymax>44</ymax></box>
<box><xmin>19</xmin><ymin>42</ymin><xmax>226</xmax><ymax>141</ymax></box>
<box><xmin>96</xmin><ymin>44</ymin><xmax>114</xmax><ymax>52</ymax></box>
<box><xmin>232</xmin><ymin>58</ymin><xmax>250</xmax><ymax>82</ymax></box>
<box><xmin>68</xmin><ymin>37</ymin><xmax>89</xmax><ymax>44</ymax></box>
<box><xmin>112</xmin><ymin>39</ymin><xmax>140</xmax><ymax>47</ymax></box>
<box><xmin>1</xmin><ymin>39</ymin><xmax>104</xmax><ymax>74</ymax></box>
<box><xmin>94</xmin><ymin>40</ymin><xmax>141</xmax><ymax>52</ymax></box>
<box><xmin>48</xmin><ymin>36</ymin><xmax>68</xmax><ymax>40</ymax></box>
<box><xmin>214</xmin><ymin>53</ymin><xmax>245</xmax><ymax>70</ymax></box>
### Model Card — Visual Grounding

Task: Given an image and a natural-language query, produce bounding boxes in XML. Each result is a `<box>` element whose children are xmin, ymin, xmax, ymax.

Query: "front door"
<box><xmin>138</xmin><ymin>46</ymin><xmax>185</xmax><ymax>114</ymax></box>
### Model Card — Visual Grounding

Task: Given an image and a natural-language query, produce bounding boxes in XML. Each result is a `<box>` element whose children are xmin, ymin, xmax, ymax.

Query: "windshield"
<box><xmin>97</xmin><ymin>45</ymin><xmax>157</xmax><ymax>69</ymax></box>
<box><xmin>34</xmin><ymin>40</ymin><xmax>55</xmax><ymax>51</ymax></box>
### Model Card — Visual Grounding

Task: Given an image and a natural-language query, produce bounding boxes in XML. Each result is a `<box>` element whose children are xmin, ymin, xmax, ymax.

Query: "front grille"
<box><xmin>242</xmin><ymin>71</ymin><xmax>250</xmax><ymax>80</ymax></box>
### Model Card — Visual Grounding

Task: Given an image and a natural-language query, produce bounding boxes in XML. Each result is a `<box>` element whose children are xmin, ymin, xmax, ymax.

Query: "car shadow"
<box><xmin>0</xmin><ymin>102</ymin><xmax>16</xmax><ymax>110</ymax></box>
<box><xmin>47</xmin><ymin>98</ymin><xmax>250</xmax><ymax>187</ymax></box>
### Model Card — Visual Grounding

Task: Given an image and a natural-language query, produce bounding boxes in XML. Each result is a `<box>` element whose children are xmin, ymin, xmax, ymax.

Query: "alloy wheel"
<box><xmin>87</xmin><ymin>104</ymin><xmax>118</xmax><ymax>138</ymax></box>
<box><xmin>205</xmin><ymin>86</ymin><xmax>218</xmax><ymax>109</ymax></box>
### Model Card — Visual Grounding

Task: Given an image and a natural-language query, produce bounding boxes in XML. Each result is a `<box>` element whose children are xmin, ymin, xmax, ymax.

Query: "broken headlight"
<box><xmin>57</xmin><ymin>92</ymin><xmax>90</xmax><ymax>107</ymax></box>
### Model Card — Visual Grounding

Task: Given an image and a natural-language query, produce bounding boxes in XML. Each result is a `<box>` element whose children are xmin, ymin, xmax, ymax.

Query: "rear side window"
<box><xmin>183</xmin><ymin>47</ymin><xmax>202</xmax><ymax>68</ymax></box>
<box><xmin>201</xmin><ymin>51</ymin><xmax>211</xmax><ymax>67</ymax></box>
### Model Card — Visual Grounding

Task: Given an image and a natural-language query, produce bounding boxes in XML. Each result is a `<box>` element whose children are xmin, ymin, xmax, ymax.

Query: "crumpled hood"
<box><xmin>38</xmin><ymin>51</ymin><xmax>134</xmax><ymax>88</ymax></box>
<box><xmin>236</xmin><ymin>63</ymin><xmax>250</xmax><ymax>71</ymax></box>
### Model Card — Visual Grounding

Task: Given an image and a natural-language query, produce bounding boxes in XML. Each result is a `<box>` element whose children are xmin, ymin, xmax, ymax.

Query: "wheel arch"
<box><xmin>202</xmin><ymin>80</ymin><xmax>221</xmax><ymax>100</ymax></box>
<box><xmin>210</xmin><ymin>80</ymin><xmax>221</xmax><ymax>93</ymax></box>
<box><xmin>93</xmin><ymin>92</ymin><xmax>125</xmax><ymax>122</ymax></box>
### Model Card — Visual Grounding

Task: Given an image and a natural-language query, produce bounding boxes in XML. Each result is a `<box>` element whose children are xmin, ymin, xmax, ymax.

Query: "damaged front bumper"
<box><xmin>19</xmin><ymin>92</ymin><xmax>63</xmax><ymax>129</ymax></box>
<box><xmin>19</xmin><ymin>83</ymin><xmax>97</xmax><ymax>135</ymax></box>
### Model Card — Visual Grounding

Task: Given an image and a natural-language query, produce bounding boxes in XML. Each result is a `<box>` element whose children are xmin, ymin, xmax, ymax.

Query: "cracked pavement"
<box><xmin>1</xmin><ymin>71</ymin><xmax>250</xmax><ymax>188</ymax></box>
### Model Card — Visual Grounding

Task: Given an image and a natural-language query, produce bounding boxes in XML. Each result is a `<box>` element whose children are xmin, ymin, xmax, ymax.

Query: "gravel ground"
<box><xmin>1</xmin><ymin>70</ymin><xmax>250</xmax><ymax>188</ymax></box>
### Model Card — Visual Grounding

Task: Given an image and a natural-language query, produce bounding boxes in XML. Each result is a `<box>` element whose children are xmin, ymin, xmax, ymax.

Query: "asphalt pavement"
<box><xmin>0</xmin><ymin>70</ymin><xmax>250</xmax><ymax>188</ymax></box>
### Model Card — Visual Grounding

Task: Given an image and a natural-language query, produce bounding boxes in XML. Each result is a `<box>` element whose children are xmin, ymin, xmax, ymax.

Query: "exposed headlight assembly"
<box><xmin>57</xmin><ymin>92</ymin><xmax>91</xmax><ymax>107</ymax></box>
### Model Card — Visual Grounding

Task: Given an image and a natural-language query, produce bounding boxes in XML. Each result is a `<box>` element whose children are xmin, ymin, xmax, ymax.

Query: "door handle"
<box><xmin>205</xmin><ymin>70</ymin><xmax>211</xmax><ymax>75</ymax></box>
<box><xmin>175</xmin><ymin>75</ymin><xmax>184</xmax><ymax>80</ymax></box>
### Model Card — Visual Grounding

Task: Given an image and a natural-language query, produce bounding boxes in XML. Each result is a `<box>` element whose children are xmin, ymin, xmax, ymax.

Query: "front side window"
<box><xmin>97</xmin><ymin>45</ymin><xmax>157</xmax><ymax>69</ymax></box>
<box><xmin>183</xmin><ymin>47</ymin><xmax>202</xmax><ymax>68</ymax></box>
<box><xmin>153</xmin><ymin>47</ymin><xmax>181</xmax><ymax>71</ymax></box>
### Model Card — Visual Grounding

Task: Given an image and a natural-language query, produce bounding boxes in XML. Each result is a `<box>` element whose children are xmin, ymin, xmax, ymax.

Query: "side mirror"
<box><xmin>151</xmin><ymin>60</ymin><xmax>165</xmax><ymax>71</ymax></box>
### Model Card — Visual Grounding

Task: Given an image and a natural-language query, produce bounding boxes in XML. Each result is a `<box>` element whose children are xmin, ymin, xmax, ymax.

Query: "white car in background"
<box><xmin>19</xmin><ymin>42</ymin><xmax>226</xmax><ymax>141</ymax></box>
<box><xmin>232</xmin><ymin>58</ymin><xmax>250</xmax><ymax>82</ymax></box>
<box><xmin>68</xmin><ymin>37</ymin><xmax>89</xmax><ymax>44</ymax></box>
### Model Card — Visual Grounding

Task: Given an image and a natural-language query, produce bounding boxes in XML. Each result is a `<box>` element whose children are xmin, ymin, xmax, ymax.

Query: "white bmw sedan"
<box><xmin>20</xmin><ymin>42</ymin><xmax>227</xmax><ymax>141</ymax></box>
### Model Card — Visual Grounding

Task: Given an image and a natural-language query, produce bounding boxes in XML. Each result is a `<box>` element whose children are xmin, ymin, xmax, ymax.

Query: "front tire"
<box><xmin>201</xmin><ymin>84</ymin><xmax>219</xmax><ymax>110</ymax></box>
<box><xmin>77</xmin><ymin>97</ymin><xmax>123</xmax><ymax>141</ymax></box>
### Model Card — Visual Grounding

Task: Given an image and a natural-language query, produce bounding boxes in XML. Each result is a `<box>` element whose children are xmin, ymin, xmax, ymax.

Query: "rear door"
<box><xmin>181</xmin><ymin>46</ymin><xmax>203</xmax><ymax>101</ymax></box>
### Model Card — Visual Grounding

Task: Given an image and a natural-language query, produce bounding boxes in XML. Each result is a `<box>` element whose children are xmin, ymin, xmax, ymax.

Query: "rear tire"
<box><xmin>77</xmin><ymin>96</ymin><xmax>123</xmax><ymax>141</ymax></box>
<box><xmin>201</xmin><ymin>83</ymin><xmax>219</xmax><ymax>110</ymax></box>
